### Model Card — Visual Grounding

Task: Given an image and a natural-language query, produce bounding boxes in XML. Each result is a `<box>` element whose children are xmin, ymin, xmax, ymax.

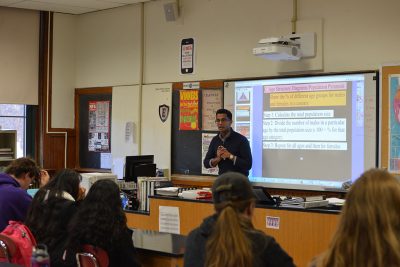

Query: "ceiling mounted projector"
<box><xmin>253</xmin><ymin>32</ymin><xmax>316</xmax><ymax>61</ymax></box>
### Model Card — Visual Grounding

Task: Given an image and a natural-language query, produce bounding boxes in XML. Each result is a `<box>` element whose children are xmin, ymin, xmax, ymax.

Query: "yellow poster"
<box><xmin>179</xmin><ymin>90</ymin><xmax>199</xmax><ymax>130</ymax></box>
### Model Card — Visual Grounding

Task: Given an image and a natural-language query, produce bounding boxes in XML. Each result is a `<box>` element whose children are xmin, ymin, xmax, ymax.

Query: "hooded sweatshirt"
<box><xmin>184</xmin><ymin>214</ymin><xmax>296</xmax><ymax>267</ymax></box>
<box><xmin>0</xmin><ymin>173</ymin><xmax>32</xmax><ymax>231</ymax></box>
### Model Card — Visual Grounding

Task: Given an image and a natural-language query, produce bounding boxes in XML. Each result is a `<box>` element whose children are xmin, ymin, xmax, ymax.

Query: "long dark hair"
<box><xmin>32</xmin><ymin>168</ymin><xmax>81</xmax><ymax>201</ymax></box>
<box><xmin>25</xmin><ymin>169</ymin><xmax>81</xmax><ymax>248</ymax></box>
<box><xmin>66</xmin><ymin>179</ymin><xmax>127</xmax><ymax>251</ymax></box>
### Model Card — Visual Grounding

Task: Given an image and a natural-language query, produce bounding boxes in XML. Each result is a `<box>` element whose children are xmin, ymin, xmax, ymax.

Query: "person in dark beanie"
<box><xmin>184</xmin><ymin>172</ymin><xmax>295</xmax><ymax>267</ymax></box>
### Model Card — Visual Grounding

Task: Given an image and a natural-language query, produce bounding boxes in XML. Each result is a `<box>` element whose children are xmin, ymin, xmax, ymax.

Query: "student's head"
<box><xmin>206</xmin><ymin>172</ymin><xmax>256</xmax><ymax>267</ymax></box>
<box><xmin>215</xmin><ymin>109</ymin><xmax>232</xmax><ymax>134</ymax></box>
<box><xmin>40</xmin><ymin>169</ymin><xmax>82</xmax><ymax>200</ymax></box>
<box><xmin>5</xmin><ymin>157</ymin><xmax>40</xmax><ymax>189</ymax></box>
<box><xmin>212</xmin><ymin>171</ymin><xmax>256</xmax><ymax>215</ymax></box>
<box><xmin>83</xmin><ymin>179</ymin><xmax>121</xmax><ymax>210</ymax></box>
<box><xmin>318</xmin><ymin>168</ymin><xmax>400</xmax><ymax>267</ymax></box>
<box><xmin>67</xmin><ymin>179</ymin><xmax>126</xmax><ymax>251</ymax></box>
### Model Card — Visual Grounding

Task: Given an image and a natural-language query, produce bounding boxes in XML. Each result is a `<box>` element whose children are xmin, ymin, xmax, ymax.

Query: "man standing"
<box><xmin>0</xmin><ymin>157</ymin><xmax>49</xmax><ymax>231</ymax></box>
<box><xmin>203</xmin><ymin>109</ymin><xmax>252</xmax><ymax>176</ymax></box>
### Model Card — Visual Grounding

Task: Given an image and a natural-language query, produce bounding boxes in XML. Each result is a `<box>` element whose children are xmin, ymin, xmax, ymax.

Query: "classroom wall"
<box><xmin>52</xmin><ymin>5</ymin><xmax>142</xmax><ymax>128</ymax></box>
<box><xmin>141</xmin><ymin>83</ymin><xmax>172</xmax><ymax>175</ymax></box>
<box><xmin>111</xmin><ymin>85</ymin><xmax>140</xmax><ymax>159</ymax></box>
<box><xmin>52</xmin><ymin>14</ymin><xmax>76</xmax><ymax>128</ymax></box>
<box><xmin>0</xmin><ymin>7</ymin><xmax>39</xmax><ymax>105</ymax></box>
<box><xmin>144</xmin><ymin>0</ymin><xmax>400</xmax><ymax>82</ymax></box>
<box><xmin>75</xmin><ymin>5</ymin><xmax>142</xmax><ymax>88</ymax></box>
<box><xmin>50</xmin><ymin>0</ymin><xmax>400</xmax><ymax>164</ymax></box>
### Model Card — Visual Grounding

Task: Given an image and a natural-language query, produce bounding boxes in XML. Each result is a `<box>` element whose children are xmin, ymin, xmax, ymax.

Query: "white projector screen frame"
<box><xmin>224</xmin><ymin>71</ymin><xmax>378</xmax><ymax>191</ymax></box>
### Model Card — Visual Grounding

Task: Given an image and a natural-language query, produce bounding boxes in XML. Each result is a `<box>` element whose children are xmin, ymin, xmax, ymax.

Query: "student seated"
<box><xmin>310</xmin><ymin>168</ymin><xmax>400</xmax><ymax>267</ymax></box>
<box><xmin>64</xmin><ymin>179</ymin><xmax>140</xmax><ymax>267</ymax></box>
<box><xmin>25</xmin><ymin>169</ymin><xmax>83</xmax><ymax>266</ymax></box>
<box><xmin>0</xmin><ymin>157</ymin><xmax>49</xmax><ymax>231</ymax></box>
<box><xmin>184</xmin><ymin>172</ymin><xmax>295</xmax><ymax>267</ymax></box>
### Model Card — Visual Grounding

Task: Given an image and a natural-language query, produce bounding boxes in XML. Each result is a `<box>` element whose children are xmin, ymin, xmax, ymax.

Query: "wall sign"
<box><xmin>266</xmin><ymin>216</ymin><xmax>280</xmax><ymax>229</ymax></box>
<box><xmin>159</xmin><ymin>104</ymin><xmax>170</xmax><ymax>123</ymax></box>
<box><xmin>202</xmin><ymin>89</ymin><xmax>223</xmax><ymax>131</ymax></box>
<box><xmin>381</xmin><ymin>65</ymin><xmax>400</xmax><ymax>172</ymax></box>
<box><xmin>201</xmin><ymin>133</ymin><xmax>219</xmax><ymax>175</ymax></box>
<box><xmin>179</xmin><ymin>90</ymin><xmax>199</xmax><ymax>130</ymax></box>
<box><xmin>180</xmin><ymin>38</ymin><xmax>194</xmax><ymax>74</ymax></box>
<box><xmin>389</xmin><ymin>75</ymin><xmax>400</xmax><ymax>171</ymax></box>
<box><xmin>88</xmin><ymin>100</ymin><xmax>110</xmax><ymax>152</ymax></box>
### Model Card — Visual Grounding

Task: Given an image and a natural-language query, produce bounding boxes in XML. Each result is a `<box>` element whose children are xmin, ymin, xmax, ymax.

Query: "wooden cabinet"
<box><xmin>0</xmin><ymin>130</ymin><xmax>17</xmax><ymax>172</ymax></box>
<box><xmin>126</xmin><ymin>197</ymin><xmax>340</xmax><ymax>267</ymax></box>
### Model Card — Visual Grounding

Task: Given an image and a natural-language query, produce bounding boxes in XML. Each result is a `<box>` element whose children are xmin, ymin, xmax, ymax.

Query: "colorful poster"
<box><xmin>202</xmin><ymin>133</ymin><xmax>218</xmax><ymax>175</ymax></box>
<box><xmin>179</xmin><ymin>90</ymin><xmax>199</xmax><ymax>130</ymax></box>
<box><xmin>234</xmin><ymin>86</ymin><xmax>252</xmax><ymax>145</ymax></box>
<box><xmin>88</xmin><ymin>100</ymin><xmax>110</xmax><ymax>152</ymax></box>
<box><xmin>202</xmin><ymin>89</ymin><xmax>223</xmax><ymax>130</ymax></box>
<box><xmin>389</xmin><ymin>75</ymin><xmax>400</xmax><ymax>171</ymax></box>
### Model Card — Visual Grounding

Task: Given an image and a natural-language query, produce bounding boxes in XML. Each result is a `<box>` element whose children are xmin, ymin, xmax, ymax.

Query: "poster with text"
<box><xmin>201</xmin><ymin>133</ymin><xmax>219</xmax><ymax>175</ymax></box>
<box><xmin>202</xmin><ymin>89</ymin><xmax>223</xmax><ymax>130</ymax></box>
<box><xmin>389</xmin><ymin>75</ymin><xmax>400</xmax><ymax>171</ymax></box>
<box><xmin>88</xmin><ymin>100</ymin><xmax>110</xmax><ymax>152</ymax></box>
<box><xmin>179</xmin><ymin>90</ymin><xmax>199</xmax><ymax>130</ymax></box>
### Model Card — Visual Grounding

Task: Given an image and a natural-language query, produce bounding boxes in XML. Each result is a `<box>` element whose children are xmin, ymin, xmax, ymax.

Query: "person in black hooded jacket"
<box><xmin>184</xmin><ymin>172</ymin><xmax>295</xmax><ymax>267</ymax></box>
<box><xmin>25</xmin><ymin>169</ymin><xmax>83</xmax><ymax>267</ymax></box>
<box><xmin>63</xmin><ymin>179</ymin><xmax>140</xmax><ymax>267</ymax></box>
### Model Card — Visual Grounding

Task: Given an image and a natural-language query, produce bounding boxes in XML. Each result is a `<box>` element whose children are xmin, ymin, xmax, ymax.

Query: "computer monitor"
<box><xmin>125</xmin><ymin>155</ymin><xmax>155</xmax><ymax>182</ymax></box>
<box><xmin>252</xmin><ymin>186</ymin><xmax>276</xmax><ymax>206</ymax></box>
<box><xmin>133</xmin><ymin>163</ymin><xmax>156</xmax><ymax>181</ymax></box>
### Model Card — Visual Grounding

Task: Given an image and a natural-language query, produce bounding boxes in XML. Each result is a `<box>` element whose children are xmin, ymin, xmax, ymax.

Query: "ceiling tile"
<box><xmin>0</xmin><ymin>0</ymin><xmax>24</xmax><ymax>5</ymax></box>
<box><xmin>10</xmin><ymin>1</ymin><xmax>96</xmax><ymax>14</ymax></box>
<box><xmin>0</xmin><ymin>0</ymin><xmax>150</xmax><ymax>14</ymax></box>
<box><xmin>33</xmin><ymin>0</ymin><xmax>124</xmax><ymax>9</ymax></box>
<box><xmin>100</xmin><ymin>0</ymin><xmax>150</xmax><ymax>4</ymax></box>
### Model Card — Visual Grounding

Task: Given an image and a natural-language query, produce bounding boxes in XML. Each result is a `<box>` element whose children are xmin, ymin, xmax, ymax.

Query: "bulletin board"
<box><xmin>381</xmin><ymin>64</ymin><xmax>400</xmax><ymax>172</ymax></box>
<box><xmin>171</xmin><ymin>81</ymin><xmax>223</xmax><ymax>175</ymax></box>
<box><xmin>75</xmin><ymin>87</ymin><xmax>112</xmax><ymax>170</ymax></box>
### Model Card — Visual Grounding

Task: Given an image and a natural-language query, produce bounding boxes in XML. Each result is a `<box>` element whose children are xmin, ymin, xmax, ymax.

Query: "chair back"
<box><xmin>76</xmin><ymin>245</ymin><xmax>109</xmax><ymax>267</ymax></box>
<box><xmin>0</xmin><ymin>234</ymin><xmax>17</xmax><ymax>263</ymax></box>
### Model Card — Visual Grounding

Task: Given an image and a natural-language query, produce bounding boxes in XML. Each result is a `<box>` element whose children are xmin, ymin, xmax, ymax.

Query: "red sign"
<box><xmin>179</xmin><ymin>90</ymin><xmax>199</xmax><ymax>130</ymax></box>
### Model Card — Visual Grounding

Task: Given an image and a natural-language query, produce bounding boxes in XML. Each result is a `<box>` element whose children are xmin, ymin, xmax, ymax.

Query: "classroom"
<box><xmin>0</xmin><ymin>0</ymin><xmax>400</xmax><ymax>266</ymax></box>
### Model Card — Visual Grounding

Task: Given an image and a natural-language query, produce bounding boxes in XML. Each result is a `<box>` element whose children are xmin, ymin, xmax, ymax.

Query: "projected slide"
<box><xmin>224</xmin><ymin>73</ymin><xmax>377</xmax><ymax>190</ymax></box>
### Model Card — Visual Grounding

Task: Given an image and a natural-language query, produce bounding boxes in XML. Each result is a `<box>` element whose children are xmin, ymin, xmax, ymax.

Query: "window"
<box><xmin>0</xmin><ymin>104</ymin><xmax>27</xmax><ymax>158</ymax></box>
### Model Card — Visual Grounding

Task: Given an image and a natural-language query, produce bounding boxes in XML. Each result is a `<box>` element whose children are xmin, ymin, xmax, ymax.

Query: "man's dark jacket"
<box><xmin>203</xmin><ymin>128</ymin><xmax>252</xmax><ymax>176</ymax></box>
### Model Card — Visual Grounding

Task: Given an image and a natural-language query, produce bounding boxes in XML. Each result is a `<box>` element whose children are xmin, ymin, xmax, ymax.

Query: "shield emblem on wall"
<box><xmin>159</xmin><ymin>104</ymin><xmax>170</xmax><ymax>123</ymax></box>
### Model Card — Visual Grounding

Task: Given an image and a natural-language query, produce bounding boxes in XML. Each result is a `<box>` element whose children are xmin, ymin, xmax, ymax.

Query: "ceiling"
<box><xmin>0</xmin><ymin>0</ymin><xmax>152</xmax><ymax>15</ymax></box>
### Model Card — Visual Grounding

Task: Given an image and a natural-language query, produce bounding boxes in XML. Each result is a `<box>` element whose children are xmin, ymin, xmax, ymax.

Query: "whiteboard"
<box><xmin>224</xmin><ymin>72</ymin><xmax>378</xmax><ymax>191</ymax></box>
